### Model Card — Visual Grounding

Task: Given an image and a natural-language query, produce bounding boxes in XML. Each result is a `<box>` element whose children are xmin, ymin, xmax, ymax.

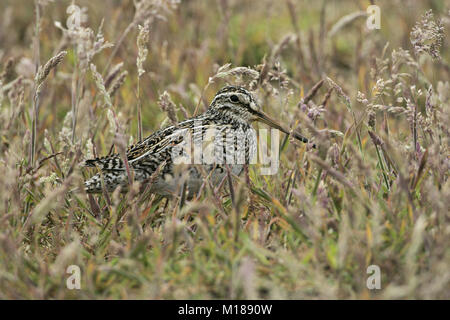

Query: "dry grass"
<box><xmin>0</xmin><ymin>0</ymin><xmax>449</xmax><ymax>299</ymax></box>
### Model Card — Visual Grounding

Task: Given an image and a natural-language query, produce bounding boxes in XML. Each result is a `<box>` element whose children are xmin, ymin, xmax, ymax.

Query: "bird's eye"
<box><xmin>230</xmin><ymin>95</ymin><xmax>239</xmax><ymax>103</ymax></box>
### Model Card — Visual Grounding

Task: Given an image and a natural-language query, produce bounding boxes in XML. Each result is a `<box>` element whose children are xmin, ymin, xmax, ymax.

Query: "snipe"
<box><xmin>84</xmin><ymin>86</ymin><xmax>313</xmax><ymax>196</ymax></box>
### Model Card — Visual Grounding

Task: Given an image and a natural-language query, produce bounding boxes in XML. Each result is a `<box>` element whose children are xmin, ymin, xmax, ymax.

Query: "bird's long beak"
<box><xmin>254</xmin><ymin>110</ymin><xmax>313</xmax><ymax>146</ymax></box>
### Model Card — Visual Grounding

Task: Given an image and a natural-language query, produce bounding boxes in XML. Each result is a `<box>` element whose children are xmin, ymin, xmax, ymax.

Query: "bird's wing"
<box><xmin>83</xmin><ymin>119</ymin><xmax>193</xmax><ymax>169</ymax></box>
<box><xmin>84</xmin><ymin>155</ymin><xmax>124</xmax><ymax>170</ymax></box>
<box><xmin>84</xmin><ymin>117</ymin><xmax>227</xmax><ymax>173</ymax></box>
<box><xmin>125</xmin><ymin>118</ymin><xmax>196</xmax><ymax>161</ymax></box>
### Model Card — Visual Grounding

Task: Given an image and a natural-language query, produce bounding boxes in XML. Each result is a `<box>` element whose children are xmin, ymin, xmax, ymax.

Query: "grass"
<box><xmin>0</xmin><ymin>0</ymin><xmax>448</xmax><ymax>299</ymax></box>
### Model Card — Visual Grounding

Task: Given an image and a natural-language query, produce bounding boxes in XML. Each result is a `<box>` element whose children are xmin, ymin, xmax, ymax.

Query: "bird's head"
<box><xmin>208</xmin><ymin>85</ymin><xmax>261</xmax><ymax>121</ymax></box>
<box><xmin>209</xmin><ymin>86</ymin><xmax>312</xmax><ymax>145</ymax></box>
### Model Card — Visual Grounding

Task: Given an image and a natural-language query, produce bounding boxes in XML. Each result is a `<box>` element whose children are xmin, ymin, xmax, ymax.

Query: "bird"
<box><xmin>84</xmin><ymin>86</ymin><xmax>313</xmax><ymax>196</ymax></box>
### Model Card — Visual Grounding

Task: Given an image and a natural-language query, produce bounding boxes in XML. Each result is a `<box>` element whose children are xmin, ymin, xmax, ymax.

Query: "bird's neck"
<box><xmin>203</xmin><ymin>109</ymin><xmax>252</xmax><ymax>129</ymax></box>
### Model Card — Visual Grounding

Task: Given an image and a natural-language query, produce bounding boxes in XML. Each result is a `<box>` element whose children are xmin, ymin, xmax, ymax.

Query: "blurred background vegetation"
<box><xmin>0</xmin><ymin>0</ymin><xmax>448</xmax><ymax>299</ymax></box>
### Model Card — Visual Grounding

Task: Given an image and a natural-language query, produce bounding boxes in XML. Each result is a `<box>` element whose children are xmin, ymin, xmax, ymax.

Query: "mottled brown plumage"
<box><xmin>84</xmin><ymin>86</ymin><xmax>312</xmax><ymax>195</ymax></box>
